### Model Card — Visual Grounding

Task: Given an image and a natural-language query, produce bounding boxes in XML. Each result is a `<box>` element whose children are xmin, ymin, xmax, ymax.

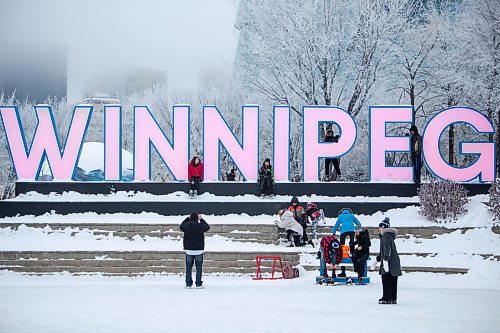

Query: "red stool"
<box><xmin>253</xmin><ymin>255</ymin><xmax>284</xmax><ymax>280</ymax></box>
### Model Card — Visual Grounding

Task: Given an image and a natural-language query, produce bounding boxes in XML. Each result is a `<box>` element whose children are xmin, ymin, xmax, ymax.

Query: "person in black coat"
<box><xmin>409</xmin><ymin>125</ymin><xmax>423</xmax><ymax>185</ymax></box>
<box><xmin>180</xmin><ymin>213</ymin><xmax>210</xmax><ymax>288</ymax></box>
<box><xmin>324</xmin><ymin>129</ymin><xmax>341</xmax><ymax>181</ymax></box>
<box><xmin>351</xmin><ymin>224</ymin><xmax>371</xmax><ymax>283</ymax></box>
<box><xmin>376</xmin><ymin>217</ymin><xmax>402</xmax><ymax>304</ymax></box>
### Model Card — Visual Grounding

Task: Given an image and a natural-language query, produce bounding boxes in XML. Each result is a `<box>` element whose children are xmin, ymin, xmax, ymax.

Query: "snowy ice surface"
<box><xmin>0</xmin><ymin>270</ymin><xmax>499</xmax><ymax>333</ymax></box>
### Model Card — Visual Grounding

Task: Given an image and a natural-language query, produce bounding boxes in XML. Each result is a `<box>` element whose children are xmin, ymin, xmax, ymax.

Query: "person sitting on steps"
<box><xmin>276</xmin><ymin>209</ymin><xmax>304</xmax><ymax>247</ymax></box>
<box><xmin>288</xmin><ymin>196</ymin><xmax>314</xmax><ymax>247</ymax></box>
<box><xmin>188</xmin><ymin>156</ymin><xmax>203</xmax><ymax>197</ymax></box>
<box><xmin>258</xmin><ymin>158</ymin><xmax>275</xmax><ymax>197</ymax></box>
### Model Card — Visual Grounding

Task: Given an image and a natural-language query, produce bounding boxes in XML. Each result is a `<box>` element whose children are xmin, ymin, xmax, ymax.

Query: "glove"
<box><xmin>382</xmin><ymin>260</ymin><xmax>390</xmax><ymax>273</ymax></box>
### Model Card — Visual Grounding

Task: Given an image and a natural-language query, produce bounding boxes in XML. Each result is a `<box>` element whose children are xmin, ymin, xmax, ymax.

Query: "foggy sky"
<box><xmin>0</xmin><ymin>0</ymin><xmax>239</xmax><ymax>102</ymax></box>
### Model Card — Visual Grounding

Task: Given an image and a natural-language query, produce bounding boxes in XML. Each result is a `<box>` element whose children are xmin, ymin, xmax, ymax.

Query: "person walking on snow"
<box><xmin>180</xmin><ymin>213</ymin><xmax>210</xmax><ymax>288</ymax></box>
<box><xmin>376</xmin><ymin>217</ymin><xmax>402</xmax><ymax>304</ymax></box>
<box><xmin>332</xmin><ymin>208</ymin><xmax>362</xmax><ymax>247</ymax></box>
<box><xmin>288</xmin><ymin>197</ymin><xmax>314</xmax><ymax>246</ymax></box>
<box><xmin>276</xmin><ymin>209</ymin><xmax>304</xmax><ymax>247</ymax></box>
<box><xmin>409</xmin><ymin>125</ymin><xmax>423</xmax><ymax>185</ymax></box>
<box><xmin>188</xmin><ymin>156</ymin><xmax>203</xmax><ymax>197</ymax></box>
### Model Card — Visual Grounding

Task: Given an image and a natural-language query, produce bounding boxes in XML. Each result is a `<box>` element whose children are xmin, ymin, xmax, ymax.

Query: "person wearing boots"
<box><xmin>319</xmin><ymin>234</ymin><xmax>343</xmax><ymax>278</ymax></box>
<box><xmin>258</xmin><ymin>158</ymin><xmax>275</xmax><ymax>197</ymax></box>
<box><xmin>180</xmin><ymin>213</ymin><xmax>210</xmax><ymax>288</ymax></box>
<box><xmin>324</xmin><ymin>129</ymin><xmax>341</xmax><ymax>181</ymax></box>
<box><xmin>276</xmin><ymin>209</ymin><xmax>303</xmax><ymax>247</ymax></box>
<box><xmin>351</xmin><ymin>224</ymin><xmax>371</xmax><ymax>284</ymax></box>
<box><xmin>188</xmin><ymin>156</ymin><xmax>203</xmax><ymax>197</ymax></box>
<box><xmin>332</xmin><ymin>208</ymin><xmax>362</xmax><ymax>247</ymax></box>
<box><xmin>288</xmin><ymin>196</ymin><xmax>314</xmax><ymax>247</ymax></box>
<box><xmin>409</xmin><ymin>125</ymin><xmax>423</xmax><ymax>185</ymax></box>
<box><xmin>376</xmin><ymin>217</ymin><xmax>402</xmax><ymax>304</ymax></box>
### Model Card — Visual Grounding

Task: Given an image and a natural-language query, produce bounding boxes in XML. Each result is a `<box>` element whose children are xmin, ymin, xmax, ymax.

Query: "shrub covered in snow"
<box><xmin>486</xmin><ymin>180</ymin><xmax>500</xmax><ymax>222</ymax></box>
<box><xmin>418</xmin><ymin>180</ymin><xmax>469</xmax><ymax>222</ymax></box>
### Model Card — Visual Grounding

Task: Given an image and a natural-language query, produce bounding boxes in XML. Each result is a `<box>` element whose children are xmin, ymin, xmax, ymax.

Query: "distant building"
<box><xmin>0</xmin><ymin>42</ymin><xmax>67</xmax><ymax>103</ymax></box>
<box><xmin>125</xmin><ymin>67</ymin><xmax>167</xmax><ymax>95</ymax></box>
<box><xmin>76</xmin><ymin>94</ymin><xmax>121</xmax><ymax>142</ymax></box>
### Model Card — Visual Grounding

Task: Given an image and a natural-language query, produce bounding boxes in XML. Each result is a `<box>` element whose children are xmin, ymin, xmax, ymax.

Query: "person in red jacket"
<box><xmin>319</xmin><ymin>235</ymin><xmax>343</xmax><ymax>278</ymax></box>
<box><xmin>188</xmin><ymin>156</ymin><xmax>203</xmax><ymax>197</ymax></box>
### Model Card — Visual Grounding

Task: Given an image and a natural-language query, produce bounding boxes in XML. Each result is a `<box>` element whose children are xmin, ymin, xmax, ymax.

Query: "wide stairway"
<box><xmin>0</xmin><ymin>181</ymin><xmax>495</xmax><ymax>276</ymax></box>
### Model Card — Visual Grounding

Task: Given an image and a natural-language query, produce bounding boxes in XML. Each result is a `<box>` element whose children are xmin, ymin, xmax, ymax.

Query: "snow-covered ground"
<box><xmin>9</xmin><ymin>190</ymin><xmax>420</xmax><ymax>203</ymax></box>
<box><xmin>0</xmin><ymin>194</ymin><xmax>491</xmax><ymax>228</ymax></box>
<box><xmin>0</xmin><ymin>270</ymin><xmax>499</xmax><ymax>333</ymax></box>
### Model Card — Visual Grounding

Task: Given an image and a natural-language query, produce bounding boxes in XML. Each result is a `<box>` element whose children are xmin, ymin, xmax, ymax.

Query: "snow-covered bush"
<box><xmin>486</xmin><ymin>180</ymin><xmax>500</xmax><ymax>222</ymax></box>
<box><xmin>418</xmin><ymin>180</ymin><xmax>470</xmax><ymax>222</ymax></box>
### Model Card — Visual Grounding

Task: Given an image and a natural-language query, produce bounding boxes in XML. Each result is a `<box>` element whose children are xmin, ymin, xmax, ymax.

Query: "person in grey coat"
<box><xmin>376</xmin><ymin>217</ymin><xmax>402</xmax><ymax>304</ymax></box>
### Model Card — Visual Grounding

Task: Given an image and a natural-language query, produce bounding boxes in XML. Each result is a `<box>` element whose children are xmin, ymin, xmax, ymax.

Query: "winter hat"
<box><xmin>264</xmin><ymin>158</ymin><xmax>271</xmax><ymax>163</ymax></box>
<box><xmin>291</xmin><ymin>196</ymin><xmax>299</xmax><ymax>205</ymax></box>
<box><xmin>409</xmin><ymin>125</ymin><xmax>418</xmax><ymax>134</ymax></box>
<box><xmin>355</xmin><ymin>224</ymin><xmax>363</xmax><ymax>232</ymax></box>
<box><xmin>379</xmin><ymin>217</ymin><xmax>390</xmax><ymax>229</ymax></box>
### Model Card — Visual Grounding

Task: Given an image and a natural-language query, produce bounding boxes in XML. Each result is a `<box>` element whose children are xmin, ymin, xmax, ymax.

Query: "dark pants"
<box><xmin>352</xmin><ymin>252</ymin><xmax>369</xmax><ymax>277</ymax></box>
<box><xmin>325</xmin><ymin>158</ymin><xmax>341</xmax><ymax>176</ymax></box>
<box><xmin>286</xmin><ymin>229</ymin><xmax>302</xmax><ymax>246</ymax></box>
<box><xmin>319</xmin><ymin>250</ymin><xmax>338</xmax><ymax>277</ymax></box>
<box><xmin>411</xmin><ymin>153</ymin><xmax>422</xmax><ymax>184</ymax></box>
<box><xmin>190</xmin><ymin>176</ymin><xmax>201</xmax><ymax>192</ymax></box>
<box><xmin>381</xmin><ymin>273</ymin><xmax>398</xmax><ymax>302</ymax></box>
<box><xmin>299</xmin><ymin>222</ymin><xmax>309</xmax><ymax>242</ymax></box>
<box><xmin>185</xmin><ymin>253</ymin><xmax>203</xmax><ymax>287</ymax></box>
<box><xmin>259</xmin><ymin>177</ymin><xmax>275</xmax><ymax>195</ymax></box>
<box><xmin>340</xmin><ymin>231</ymin><xmax>355</xmax><ymax>246</ymax></box>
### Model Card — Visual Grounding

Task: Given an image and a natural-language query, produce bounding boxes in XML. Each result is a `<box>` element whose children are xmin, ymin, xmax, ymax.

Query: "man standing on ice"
<box><xmin>180</xmin><ymin>213</ymin><xmax>210</xmax><ymax>288</ymax></box>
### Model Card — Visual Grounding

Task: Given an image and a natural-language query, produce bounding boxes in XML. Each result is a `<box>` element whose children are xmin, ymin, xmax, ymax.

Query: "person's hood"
<box><xmin>339</xmin><ymin>208</ymin><xmax>352</xmax><ymax>215</ymax></box>
<box><xmin>381</xmin><ymin>227</ymin><xmax>398</xmax><ymax>237</ymax></box>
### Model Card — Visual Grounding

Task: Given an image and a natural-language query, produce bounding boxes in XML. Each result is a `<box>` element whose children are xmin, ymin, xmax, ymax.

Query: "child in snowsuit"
<box><xmin>188</xmin><ymin>156</ymin><xmax>203</xmax><ymax>197</ymax></box>
<box><xmin>258</xmin><ymin>158</ymin><xmax>275</xmax><ymax>197</ymax></box>
<box><xmin>306</xmin><ymin>202</ymin><xmax>325</xmax><ymax>240</ymax></box>
<box><xmin>276</xmin><ymin>209</ymin><xmax>304</xmax><ymax>247</ymax></box>
<box><xmin>351</xmin><ymin>224</ymin><xmax>371</xmax><ymax>283</ymax></box>
<box><xmin>332</xmin><ymin>208</ymin><xmax>362</xmax><ymax>247</ymax></box>
<box><xmin>288</xmin><ymin>197</ymin><xmax>314</xmax><ymax>246</ymax></box>
<box><xmin>319</xmin><ymin>235</ymin><xmax>343</xmax><ymax>278</ymax></box>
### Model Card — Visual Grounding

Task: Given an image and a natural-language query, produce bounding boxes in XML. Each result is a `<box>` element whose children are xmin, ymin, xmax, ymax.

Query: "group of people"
<box><xmin>181</xmin><ymin>125</ymin><xmax>415</xmax><ymax>302</ymax></box>
<box><xmin>180</xmin><ymin>203</ymin><xmax>402</xmax><ymax>304</ymax></box>
<box><xmin>275</xmin><ymin>197</ymin><xmax>326</xmax><ymax>247</ymax></box>
<box><xmin>186</xmin><ymin>124</ymin><xmax>423</xmax><ymax>198</ymax></box>
<box><xmin>317</xmin><ymin>210</ymin><xmax>402</xmax><ymax>304</ymax></box>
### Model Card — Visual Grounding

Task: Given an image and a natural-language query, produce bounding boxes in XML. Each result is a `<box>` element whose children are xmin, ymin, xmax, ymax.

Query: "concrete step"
<box><xmin>0</xmin><ymin>223</ymin><xmax>478</xmax><ymax>240</ymax></box>
<box><xmin>0</xmin><ymin>200</ymin><xmax>418</xmax><ymax>218</ymax></box>
<box><xmin>16</xmin><ymin>181</ymin><xmax>490</xmax><ymax>197</ymax></box>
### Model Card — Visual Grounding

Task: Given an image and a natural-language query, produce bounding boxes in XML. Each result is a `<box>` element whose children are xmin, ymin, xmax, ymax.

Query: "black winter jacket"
<box><xmin>180</xmin><ymin>217</ymin><xmax>210</xmax><ymax>251</ymax></box>
<box><xmin>351</xmin><ymin>229</ymin><xmax>371</xmax><ymax>256</ymax></box>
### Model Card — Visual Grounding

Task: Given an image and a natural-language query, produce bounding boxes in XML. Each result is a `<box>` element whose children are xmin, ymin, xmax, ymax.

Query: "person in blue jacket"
<box><xmin>332</xmin><ymin>208</ymin><xmax>362</xmax><ymax>247</ymax></box>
